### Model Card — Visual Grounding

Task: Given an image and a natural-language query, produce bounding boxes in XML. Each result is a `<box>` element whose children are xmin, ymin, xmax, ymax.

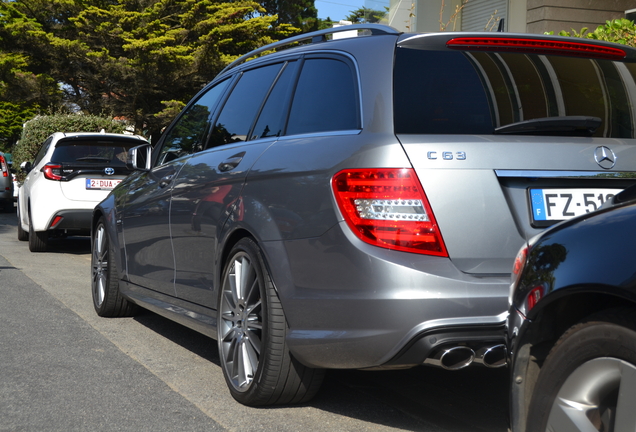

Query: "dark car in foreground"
<box><xmin>92</xmin><ymin>24</ymin><xmax>636</xmax><ymax>406</ymax></box>
<box><xmin>507</xmin><ymin>187</ymin><xmax>636</xmax><ymax>432</ymax></box>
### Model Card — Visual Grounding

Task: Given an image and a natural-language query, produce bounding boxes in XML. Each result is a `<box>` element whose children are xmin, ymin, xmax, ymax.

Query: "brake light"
<box><xmin>332</xmin><ymin>168</ymin><xmax>448</xmax><ymax>256</ymax></box>
<box><xmin>446</xmin><ymin>37</ymin><xmax>627</xmax><ymax>61</ymax></box>
<box><xmin>511</xmin><ymin>246</ymin><xmax>527</xmax><ymax>286</ymax></box>
<box><xmin>42</xmin><ymin>163</ymin><xmax>63</xmax><ymax>181</ymax></box>
<box><xmin>0</xmin><ymin>155</ymin><xmax>7</xmax><ymax>177</ymax></box>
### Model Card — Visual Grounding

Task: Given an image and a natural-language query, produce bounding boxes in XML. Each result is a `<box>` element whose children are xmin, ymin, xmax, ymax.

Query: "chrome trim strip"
<box><xmin>495</xmin><ymin>170</ymin><xmax>636</xmax><ymax>179</ymax></box>
<box><xmin>276</xmin><ymin>129</ymin><xmax>362</xmax><ymax>140</ymax></box>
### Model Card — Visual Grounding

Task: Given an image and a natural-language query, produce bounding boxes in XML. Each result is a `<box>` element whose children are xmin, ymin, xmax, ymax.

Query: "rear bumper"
<box><xmin>48</xmin><ymin>209</ymin><xmax>93</xmax><ymax>233</ymax></box>
<box><xmin>264</xmin><ymin>222</ymin><xmax>511</xmax><ymax>369</ymax></box>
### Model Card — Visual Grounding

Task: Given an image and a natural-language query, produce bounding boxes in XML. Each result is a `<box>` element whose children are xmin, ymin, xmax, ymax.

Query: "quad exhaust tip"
<box><xmin>424</xmin><ymin>344</ymin><xmax>507</xmax><ymax>370</ymax></box>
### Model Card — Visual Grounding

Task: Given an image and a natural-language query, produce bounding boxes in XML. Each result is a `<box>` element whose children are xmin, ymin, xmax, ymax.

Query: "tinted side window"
<box><xmin>251</xmin><ymin>61</ymin><xmax>298</xmax><ymax>140</ymax></box>
<box><xmin>210</xmin><ymin>63</ymin><xmax>283</xmax><ymax>147</ymax></box>
<box><xmin>157</xmin><ymin>79</ymin><xmax>229</xmax><ymax>165</ymax></box>
<box><xmin>286</xmin><ymin>58</ymin><xmax>359</xmax><ymax>135</ymax></box>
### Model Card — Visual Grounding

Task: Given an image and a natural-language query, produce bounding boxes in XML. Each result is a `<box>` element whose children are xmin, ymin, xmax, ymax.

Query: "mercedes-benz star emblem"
<box><xmin>594</xmin><ymin>146</ymin><xmax>616</xmax><ymax>169</ymax></box>
<box><xmin>104</xmin><ymin>167</ymin><xmax>115</xmax><ymax>176</ymax></box>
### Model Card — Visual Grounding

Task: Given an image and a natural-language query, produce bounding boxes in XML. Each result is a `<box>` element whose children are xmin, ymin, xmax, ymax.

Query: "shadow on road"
<box><xmin>133</xmin><ymin>308</ymin><xmax>510</xmax><ymax>432</ymax></box>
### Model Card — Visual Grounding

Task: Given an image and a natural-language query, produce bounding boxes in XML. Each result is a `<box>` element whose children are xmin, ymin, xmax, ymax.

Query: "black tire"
<box><xmin>28</xmin><ymin>209</ymin><xmax>48</xmax><ymax>252</ymax></box>
<box><xmin>218</xmin><ymin>238</ymin><xmax>324</xmax><ymax>406</ymax></box>
<box><xmin>17</xmin><ymin>206</ymin><xmax>28</xmax><ymax>241</ymax></box>
<box><xmin>91</xmin><ymin>217</ymin><xmax>137</xmax><ymax>317</ymax></box>
<box><xmin>527</xmin><ymin>308</ymin><xmax>636</xmax><ymax>432</ymax></box>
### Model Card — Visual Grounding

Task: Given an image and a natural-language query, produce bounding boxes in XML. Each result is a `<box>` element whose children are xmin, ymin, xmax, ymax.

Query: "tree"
<box><xmin>345</xmin><ymin>7</ymin><xmax>387</xmax><ymax>24</ymax></box>
<box><xmin>0</xmin><ymin>0</ymin><xmax>300</xmax><ymax>142</ymax></box>
<box><xmin>261</xmin><ymin>0</ymin><xmax>319</xmax><ymax>31</ymax></box>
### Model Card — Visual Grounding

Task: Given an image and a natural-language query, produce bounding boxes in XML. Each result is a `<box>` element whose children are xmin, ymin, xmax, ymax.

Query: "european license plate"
<box><xmin>530</xmin><ymin>188</ymin><xmax>622</xmax><ymax>223</ymax></box>
<box><xmin>86</xmin><ymin>178</ymin><xmax>122</xmax><ymax>190</ymax></box>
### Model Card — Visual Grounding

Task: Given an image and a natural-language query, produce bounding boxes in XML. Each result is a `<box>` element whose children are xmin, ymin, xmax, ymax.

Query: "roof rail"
<box><xmin>219</xmin><ymin>24</ymin><xmax>401</xmax><ymax>75</ymax></box>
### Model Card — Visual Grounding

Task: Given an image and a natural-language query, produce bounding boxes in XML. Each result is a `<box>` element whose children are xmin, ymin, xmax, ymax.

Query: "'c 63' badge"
<box><xmin>427</xmin><ymin>151</ymin><xmax>466</xmax><ymax>160</ymax></box>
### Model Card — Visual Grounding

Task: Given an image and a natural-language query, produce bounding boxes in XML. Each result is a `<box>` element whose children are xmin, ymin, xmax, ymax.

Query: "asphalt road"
<box><xmin>0</xmin><ymin>207</ymin><xmax>510</xmax><ymax>432</ymax></box>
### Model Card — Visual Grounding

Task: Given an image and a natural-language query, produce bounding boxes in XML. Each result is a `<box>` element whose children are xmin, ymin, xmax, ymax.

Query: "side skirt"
<box><xmin>120</xmin><ymin>280</ymin><xmax>218</xmax><ymax>339</ymax></box>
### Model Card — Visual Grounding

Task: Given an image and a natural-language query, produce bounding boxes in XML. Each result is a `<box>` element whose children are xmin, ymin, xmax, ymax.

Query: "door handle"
<box><xmin>159</xmin><ymin>174</ymin><xmax>174</xmax><ymax>188</ymax></box>
<box><xmin>218</xmin><ymin>155</ymin><xmax>244</xmax><ymax>172</ymax></box>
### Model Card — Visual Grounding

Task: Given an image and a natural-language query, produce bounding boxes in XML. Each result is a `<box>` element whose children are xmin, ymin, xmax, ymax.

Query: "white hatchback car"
<box><xmin>17</xmin><ymin>132</ymin><xmax>148</xmax><ymax>252</ymax></box>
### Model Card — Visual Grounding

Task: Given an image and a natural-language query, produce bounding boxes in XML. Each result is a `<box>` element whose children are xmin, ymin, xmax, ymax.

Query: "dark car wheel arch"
<box><xmin>511</xmin><ymin>292</ymin><xmax>636</xmax><ymax>432</ymax></box>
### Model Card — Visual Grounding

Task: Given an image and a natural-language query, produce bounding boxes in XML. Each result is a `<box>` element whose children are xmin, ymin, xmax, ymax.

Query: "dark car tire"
<box><xmin>17</xmin><ymin>206</ymin><xmax>28</xmax><ymax>241</ymax></box>
<box><xmin>28</xmin><ymin>210</ymin><xmax>48</xmax><ymax>252</ymax></box>
<box><xmin>218</xmin><ymin>238</ymin><xmax>324</xmax><ymax>406</ymax></box>
<box><xmin>527</xmin><ymin>308</ymin><xmax>636</xmax><ymax>432</ymax></box>
<box><xmin>91</xmin><ymin>217</ymin><xmax>138</xmax><ymax>317</ymax></box>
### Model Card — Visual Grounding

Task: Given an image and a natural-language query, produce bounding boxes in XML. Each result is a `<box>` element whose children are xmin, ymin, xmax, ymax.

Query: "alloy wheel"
<box><xmin>92</xmin><ymin>223</ymin><xmax>108</xmax><ymax>308</ymax></box>
<box><xmin>546</xmin><ymin>357</ymin><xmax>636</xmax><ymax>431</ymax></box>
<box><xmin>219</xmin><ymin>252</ymin><xmax>263</xmax><ymax>392</ymax></box>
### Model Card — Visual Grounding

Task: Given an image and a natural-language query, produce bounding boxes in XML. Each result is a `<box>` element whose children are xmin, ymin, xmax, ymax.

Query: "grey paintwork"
<box><xmin>93</xmin><ymin>28</ymin><xmax>636</xmax><ymax>370</ymax></box>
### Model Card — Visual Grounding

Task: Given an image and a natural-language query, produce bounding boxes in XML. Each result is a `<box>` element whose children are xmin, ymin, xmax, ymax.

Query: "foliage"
<box><xmin>262</xmin><ymin>0</ymin><xmax>319</xmax><ymax>31</ymax></box>
<box><xmin>0</xmin><ymin>0</ymin><xmax>301</xmax><ymax>143</ymax></box>
<box><xmin>345</xmin><ymin>7</ymin><xmax>387</xmax><ymax>24</ymax></box>
<box><xmin>13</xmin><ymin>114</ymin><xmax>128</xmax><ymax>180</ymax></box>
<box><xmin>550</xmin><ymin>18</ymin><xmax>636</xmax><ymax>48</ymax></box>
<box><xmin>0</xmin><ymin>102</ymin><xmax>38</xmax><ymax>152</ymax></box>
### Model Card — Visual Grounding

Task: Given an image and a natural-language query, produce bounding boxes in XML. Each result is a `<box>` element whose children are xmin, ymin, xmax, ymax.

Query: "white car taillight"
<box><xmin>42</xmin><ymin>163</ymin><xmax>63</xmax><ymax>181</ymax></box>
<box><xmin>332</xmin><ymin>168</ymin><xmax>448</xmax><ymax>256</ymax></box>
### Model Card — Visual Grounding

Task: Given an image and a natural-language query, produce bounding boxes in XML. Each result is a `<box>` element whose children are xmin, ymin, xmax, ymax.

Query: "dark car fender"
<box><xmin>508</xmin><ymin>201</ymin><xmax>636</xmax><ymax>432</ymax></box>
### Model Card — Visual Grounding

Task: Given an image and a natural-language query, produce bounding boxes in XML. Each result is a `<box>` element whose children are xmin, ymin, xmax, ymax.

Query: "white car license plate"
<box><xmin>530</xmin><ymin>188</ymin><xmax>622</xmax><ymax>222</ymax></box>
<box><xmin>86</xmin><ymin>178</ymin><xmax>122</xmax><ymax>190</ymax></box>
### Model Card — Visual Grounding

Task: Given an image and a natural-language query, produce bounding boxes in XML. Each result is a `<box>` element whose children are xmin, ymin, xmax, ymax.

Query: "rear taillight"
<box><xmin>42</xmin><ymin>163</ymin><xmax>63</xmax><ymax>181</ymax></box>
<box><xmin>446</xmin><ymin>37</ymin><xmax>627</xmax><ymax>61</ymax></box>
<box><xmin>511</xmin><ymin>246</ymin><xmax>527</xmax><ymax>286</ymax></box>
<box><xmin>332</xmin><ymin>168</ymin><xmax>448</xmax><ymax>256</ymax></box>
<box><xmin>0</xmin><ymin>155</ymin><xmax>7</xmax><ymax>177</ymax></box>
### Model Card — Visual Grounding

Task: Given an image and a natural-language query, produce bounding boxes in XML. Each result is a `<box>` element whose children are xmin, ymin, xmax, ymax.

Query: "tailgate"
<box><xmin>399</xmin><ymin>135</ymin><xmax>636</xmax><ymax>274</ymax></box>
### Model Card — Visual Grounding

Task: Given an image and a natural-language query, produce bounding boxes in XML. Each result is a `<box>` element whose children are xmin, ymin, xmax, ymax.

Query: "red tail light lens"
<box><xmin>511</xmin><ymin>246</ymin><xmax>527</xmax><ymax>286</ymax></box>
<box><xmin>0</xmin><ymin>155</ymin><xmax>7</xmax><ymax>177</ymax></box>
<box><xmin>446</xmin><ymin>37</ymin><xmax>627</xmax><ymax>60</ymax></box>
<box><xmin>332</xmin><ymin>168</ymin><xmax>448</xmax><ymax>256</ymax></box>
<box><xmin>42</xmin><ymin>163</ymin><xmax>63</xmax><ymax>181</ymax></box>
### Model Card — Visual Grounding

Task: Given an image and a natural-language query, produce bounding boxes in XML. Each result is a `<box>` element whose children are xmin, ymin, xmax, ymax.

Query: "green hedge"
<box><xmin>13</xmin><ymin>114</ymin><xmax>129</xmax><ymax>180</ymax></box>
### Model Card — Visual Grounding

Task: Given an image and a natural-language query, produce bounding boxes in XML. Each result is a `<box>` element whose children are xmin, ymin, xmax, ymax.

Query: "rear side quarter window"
<box><xmin>286</xmin><ymin>57</ymin><xmax>360</xmax><ymax>135</ymax></box>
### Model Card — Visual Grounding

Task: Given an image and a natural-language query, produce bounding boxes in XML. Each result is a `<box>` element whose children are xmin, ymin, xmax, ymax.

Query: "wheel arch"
<box><xmin>511</xmin><ymin>288</ymin><xmax>636</xmax><ymax>432</ymax></box>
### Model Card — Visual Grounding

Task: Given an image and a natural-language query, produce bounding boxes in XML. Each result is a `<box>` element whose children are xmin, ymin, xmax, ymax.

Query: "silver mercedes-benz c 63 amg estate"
<box><xmin>91</xmin><ymin>24</ymin><xmax>636</xmax><ymax>406</ymax></box>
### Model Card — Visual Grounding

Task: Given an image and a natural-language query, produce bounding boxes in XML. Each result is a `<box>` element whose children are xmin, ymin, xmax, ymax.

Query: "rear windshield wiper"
<box><xmin>494</xmin><ymin>116</ymin><xmax>601</xmax><ymax>137</ymax></box>
<box><xmin>75</xmin><ymin>156</ymin><xmax>111</xmax><ymax>162</ymax></box>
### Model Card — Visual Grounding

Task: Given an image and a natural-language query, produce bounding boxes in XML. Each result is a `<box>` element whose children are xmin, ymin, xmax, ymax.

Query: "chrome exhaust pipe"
<box><xmin>475</xmin><ymin>344</ymin><xmax>507</xmax><ymax>368</ymax></box>
<box><xmin>424</xmin><ymin>346</ymin><xmax>475</xmax><ymax>370</ymax></box>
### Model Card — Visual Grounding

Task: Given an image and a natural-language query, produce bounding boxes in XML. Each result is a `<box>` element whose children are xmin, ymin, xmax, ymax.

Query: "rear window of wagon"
<box><xmin>393</xmin><ymin>48</ymin><xmax>636</xmax><ymax>138</ymax></box>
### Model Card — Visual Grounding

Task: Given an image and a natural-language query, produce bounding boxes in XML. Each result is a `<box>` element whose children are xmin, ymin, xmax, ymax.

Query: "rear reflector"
<box><xmin>50</xmin><ymin>216</ymin><xmax>64</xmax><ymax>229</ymax></box>
<box><xmin>446</xmin><ymin>37</ymin><xmax>627</xmax><ymax>61</ymax></box>
<box><xmin>332</xmin><ymin>168</ymin><xmax>448</xmax><ymax>256</ymax></box>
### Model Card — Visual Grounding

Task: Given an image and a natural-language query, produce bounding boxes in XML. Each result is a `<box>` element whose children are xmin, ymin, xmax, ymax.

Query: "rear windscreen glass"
<box><xmin>394</xmin><ymin>48</ymin><xmax>636</xmax><ymax>138</ymax></box>
<box><xmin>51</xmin><ymin>139</ymin><xmax>140</xmax><ymax>166</ymax></box>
